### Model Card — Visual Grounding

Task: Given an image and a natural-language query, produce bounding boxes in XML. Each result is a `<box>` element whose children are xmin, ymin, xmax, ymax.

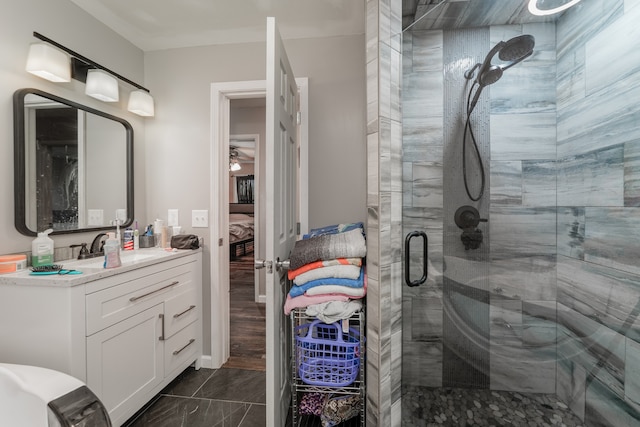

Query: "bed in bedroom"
<box><xmin>229</xmin><ymin>204</ymin><xmax>254</xmax><ymax>260</ymax></box>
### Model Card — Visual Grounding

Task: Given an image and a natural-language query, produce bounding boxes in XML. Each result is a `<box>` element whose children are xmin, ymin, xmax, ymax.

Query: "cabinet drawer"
<box><xmin>86</xmin><ymin>265</ymin><xmax>193</xmax><ymax>335</ymax></box>
<box><xmin>164</xmin><ymin>321</ymin><xmax>199</xmax><ymax>376</ymax></box>
<box><xmin>164</xmin><ymin>287</ymin><xmax>198</xmax><ymax>339</ymax></box>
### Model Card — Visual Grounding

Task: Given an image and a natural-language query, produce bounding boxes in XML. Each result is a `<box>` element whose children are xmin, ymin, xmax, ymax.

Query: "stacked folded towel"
<box><xmin>284</xmin><ymin>223</ymin><xmax>367</xmax><ymax>316</ymax></box>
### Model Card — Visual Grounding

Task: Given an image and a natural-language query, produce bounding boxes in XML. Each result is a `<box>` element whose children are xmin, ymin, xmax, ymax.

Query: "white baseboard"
<box><xmin>200</xmin><ymin>355</ymin><xmax>214</xmax><ymax>369</ymax></box>
<box><xmin>258</xmin><ymin>294</ymin><xmax>266</xmax><ymax>304</ymax></box>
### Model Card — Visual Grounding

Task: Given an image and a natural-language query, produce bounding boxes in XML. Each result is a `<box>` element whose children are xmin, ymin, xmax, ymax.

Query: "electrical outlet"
<box><xmin>87</xmin><ymin>209</ymin><xmax>103</xmax><ymax>226</ymax></box>
<box><xmin>192</xmin><ymin>210</ymin><xmax>208</xmax><ymax>228</ymax></box>
<box><xmin>167</xmin><ymin>209</ymin><xmax>179</xmax><ymax>226</ymax></box>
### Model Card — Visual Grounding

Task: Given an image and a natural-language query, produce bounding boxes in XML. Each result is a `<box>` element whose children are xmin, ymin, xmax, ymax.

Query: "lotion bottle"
<box><xmin>103</xmin><ymin>232</ymin><xmax>122</xmax><ymax>268</ymax></box>
<box><xmin>31</xmin><ymin>229</ymin><xmax>54</xmax><ymax>267</ymax></box>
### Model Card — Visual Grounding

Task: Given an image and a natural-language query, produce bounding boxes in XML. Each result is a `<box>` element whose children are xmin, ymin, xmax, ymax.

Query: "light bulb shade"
<box><xmin>230</xmin><ymin>161</ymin><xmax>242</xmax><ymax>171</ymax></box>
<box><xmin>128</xmin><ymin>90</ymin><xmax>155</xmax><ymax>117</ymax></box>
<box><xmin>85</xmin><ymin>69</ymin><xmax>119</xmax><ymax>102</ymax></box>
<box><xmin>26</xmin><ymin>42</ymin><xmax>71</xmax><ymax>82</ymax></box>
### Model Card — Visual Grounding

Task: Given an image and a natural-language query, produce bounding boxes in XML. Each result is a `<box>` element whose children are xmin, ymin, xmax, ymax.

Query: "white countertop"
<box><xmin>0</xmin><ymin>247</ymin><xmax>201</xmax><ymax>287</ymax></box>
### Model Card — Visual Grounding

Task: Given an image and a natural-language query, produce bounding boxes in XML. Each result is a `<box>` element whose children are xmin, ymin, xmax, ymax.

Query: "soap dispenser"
<box><xmin>103</xmin><ymin>232</ymin><xmax>122</xmax><ymax>269</ymax></box>
<box><xmin>31</xmin><ymin>229</ymin><xmax>54</xmax><ymax>267</ymax></box>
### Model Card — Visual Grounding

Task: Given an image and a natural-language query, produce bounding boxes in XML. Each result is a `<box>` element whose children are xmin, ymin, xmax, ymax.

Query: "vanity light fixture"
<box><xmin>527</xmin><ymin>0</ymin><xmax>583</xmax><ymax>16</ymax></box>
<box><xmin>27</xmin><ymin>32</ymin><xmax>155</xmax><ymax>117</ymax></box>
<box><xmin>85</xmin><ymin>69</ymin><xmax>119</xmax><ymax>102</ymax></box>
<box><xmin>127</xmin><ymin>89</ymin><xmax>155</xmax><ymax>117</ymax></box>
<box><xmin>25</xmin><ymin>42</ymin><xmax>71</xmax><ymax>82</ymax></box>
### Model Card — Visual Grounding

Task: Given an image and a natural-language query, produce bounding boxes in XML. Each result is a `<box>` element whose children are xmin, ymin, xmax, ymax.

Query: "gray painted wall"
<box><xmin>0</xmin><ymin>0</ymin><xmax>147</xmax><ymax>256</ymax></box>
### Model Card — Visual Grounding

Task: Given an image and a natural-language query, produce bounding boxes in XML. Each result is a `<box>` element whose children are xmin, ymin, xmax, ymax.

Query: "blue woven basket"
<box><xmin>295</xmin><ymin>320</ymin><xmax>363</xmax><ymax>387</ymax></box>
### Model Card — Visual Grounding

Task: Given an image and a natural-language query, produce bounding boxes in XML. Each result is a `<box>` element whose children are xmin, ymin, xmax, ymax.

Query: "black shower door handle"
<box><xmin>404</xmin><ymin>231</ymin><xmax>428</xmax><ymax>287</ymax></box>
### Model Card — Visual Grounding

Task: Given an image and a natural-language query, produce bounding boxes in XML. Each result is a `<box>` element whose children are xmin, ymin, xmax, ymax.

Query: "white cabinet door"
<box><xmin>86</xmin><ymin>303</ymin><xmax>164</xmax><ymax>423</ymax></box>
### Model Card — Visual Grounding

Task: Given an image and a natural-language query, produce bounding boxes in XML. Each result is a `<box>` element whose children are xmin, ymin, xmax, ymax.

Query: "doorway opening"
<box><xmin>209</xmin><ymin>78</ymin><xmax>309</xmax><ymax>370</ymax></box>
<box><xmin>226</xmin><ymin>122</ymin><xmax>265</xmax><ymax>370</ymax></box>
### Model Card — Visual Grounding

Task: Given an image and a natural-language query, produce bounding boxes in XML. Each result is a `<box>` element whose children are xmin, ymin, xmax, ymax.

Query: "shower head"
<box><xmin>465</xmin><ymin>34</ymin><xmax>536</xmax><ymax>112</ymax></box>
<box><xmin>498</xmin><ymin>34</ymin><xmax>535</xmax><ymax>70</ymax></box>
<box><xmin>464</xmin><ymin>34</ymin><xmax>536</xmax><ymax>83</ymax></box>
<box><xmin>478</xmin><ymin>65</ymin><xmax>503</xmax><ymax>86</ymax></box>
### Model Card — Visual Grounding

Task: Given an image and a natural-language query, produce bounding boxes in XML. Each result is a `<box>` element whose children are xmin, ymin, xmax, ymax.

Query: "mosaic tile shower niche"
<box><xmin>400</xmin><ymin>1</ymin><xmax>640</xmax><ymax>425</ymax></box>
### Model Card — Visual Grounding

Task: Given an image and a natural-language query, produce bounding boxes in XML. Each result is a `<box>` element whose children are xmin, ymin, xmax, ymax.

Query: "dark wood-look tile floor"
<box><xmin>226</xmin><ymin>253</ymin><xmax>266</xmax><ymax>371</ymax></box>
<box><xmin>122</xmin><ymin>367</ymin><xmax>266</xmax><ymax>427</ymax></box>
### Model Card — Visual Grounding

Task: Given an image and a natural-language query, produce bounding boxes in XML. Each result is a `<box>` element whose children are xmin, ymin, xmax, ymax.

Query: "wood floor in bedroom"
<box><xmin>225</xmin><ymin>253</ymin><xmax>266</xmax><ymax>371</ymax></box>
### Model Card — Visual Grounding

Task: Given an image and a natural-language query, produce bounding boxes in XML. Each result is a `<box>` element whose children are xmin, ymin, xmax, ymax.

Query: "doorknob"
<box><xmin>275</xmin><ymin>258</ymin><xmax>290</xmax><ymax>272</ymax></box>
<box><xmin>254</xmin><ymin>259</ymin><xmax>273</xmax><ymax>273</ymax></box>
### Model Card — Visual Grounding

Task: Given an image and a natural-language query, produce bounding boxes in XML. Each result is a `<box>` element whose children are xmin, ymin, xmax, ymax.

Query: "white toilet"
<box><xmin>0</xmin><ymin>363</ymin><xmax>111</xmax><ymax>426</ymax></box>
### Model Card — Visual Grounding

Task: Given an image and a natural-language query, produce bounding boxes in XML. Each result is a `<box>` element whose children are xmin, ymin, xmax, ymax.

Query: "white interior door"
<box><xmin>264</xmin><ymin>16</ymin><xmax>299</xmax><ymax>427</ymax></box>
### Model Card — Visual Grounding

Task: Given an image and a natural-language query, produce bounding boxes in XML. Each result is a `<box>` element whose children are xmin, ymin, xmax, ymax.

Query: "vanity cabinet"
<box><xmin>0</xmin><ymin>250</ymin><xmax>202</xmax><ymax>427</ymax></box>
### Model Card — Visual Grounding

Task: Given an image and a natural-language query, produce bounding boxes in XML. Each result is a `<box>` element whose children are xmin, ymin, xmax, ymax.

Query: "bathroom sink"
<box><xmin>67</xmin><ymin>252</ymin><xmax>159</xmax><ymax>270</ymax></box>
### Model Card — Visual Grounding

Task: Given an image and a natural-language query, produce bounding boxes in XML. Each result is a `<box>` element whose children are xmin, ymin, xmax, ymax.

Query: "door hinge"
<box><xmin>296</xmin><ymin>111</ymin><xmax>301</xmax><ymax>125</ymax></box>
<box><xmin>297</xmin><ymin>222</ymin><xmax>300</xmax><ymax>235</ymax></box>
<box><xmin>218</xmin><ymin>238</ymin><xmax>223</xmax><ymax>247</ymax></box>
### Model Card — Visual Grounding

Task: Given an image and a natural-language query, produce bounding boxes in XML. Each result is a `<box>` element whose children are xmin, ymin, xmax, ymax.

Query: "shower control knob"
<box><xmin>454</xmin><ymin>205</ymin><xmax>487</xmax><ymax>229</ymax></box>
<box><xmin>455</xmin><ymin>205</ymin><xmax>487</xmax><ymax>250</ymax></box>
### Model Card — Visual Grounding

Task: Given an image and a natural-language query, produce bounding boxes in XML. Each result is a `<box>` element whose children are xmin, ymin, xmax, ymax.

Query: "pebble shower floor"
<box><xmin>402</xmin><ymin>386</ymin><xmax>585</xmax><ymax>426</ymax></box>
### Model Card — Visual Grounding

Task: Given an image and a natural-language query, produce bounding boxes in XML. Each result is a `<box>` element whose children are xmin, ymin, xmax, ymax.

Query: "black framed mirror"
<box><xmin>14</xmin><ymin>88</ymin><xmax>134</xmax><ymax>236</ymax></box>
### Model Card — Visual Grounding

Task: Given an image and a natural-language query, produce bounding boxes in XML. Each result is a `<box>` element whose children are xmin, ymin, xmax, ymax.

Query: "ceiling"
<box><xmin>69</xmin><ymin>0</ymin><xmax>366</xmax><ymax>52</ymax></box>
<box><xmin>403</xmin><ymin>0</ymin><xmax>562</xmax><ymax>32</ymax></box>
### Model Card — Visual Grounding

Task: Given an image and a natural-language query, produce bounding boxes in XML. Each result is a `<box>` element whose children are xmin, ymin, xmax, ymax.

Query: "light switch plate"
<box><xmin>192</xmin><ymin>210</ymin><xmax>208</xmax><ymax>228</ymax></box>
<box><xmin>87</xmin><ymin>209</ymin><xmax>103</xmax><ymax>226</ymax></box>
<box><xmin>167</xmin><ymin>209</ymin><xmax>179</xmax><ymax>226</ymax></box>
<box><xmin>116</xmin><ymin>209</ymin><xmax>127</xmax><ymax>222</ymax></box>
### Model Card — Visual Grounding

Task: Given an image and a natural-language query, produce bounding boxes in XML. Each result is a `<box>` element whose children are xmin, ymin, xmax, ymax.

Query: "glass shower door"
<box><xmin>401</xmin><ymin>21</ymin><xmax>563</xmax><ymax>425</ymax></box>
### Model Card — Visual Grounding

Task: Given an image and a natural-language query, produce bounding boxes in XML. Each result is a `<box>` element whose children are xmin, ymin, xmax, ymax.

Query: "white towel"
<box><xmin>305</xmin><ymin>300</ymin><xmax>363</xmax><ymax>324</ymax></box>
<box><xmin>305</xmin><ymin>284</ymin><xmax>366</xmax><ymax>298</ymax></box>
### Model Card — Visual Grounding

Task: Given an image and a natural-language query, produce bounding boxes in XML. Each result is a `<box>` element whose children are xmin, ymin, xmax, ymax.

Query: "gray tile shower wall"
<box><xmin>555</xmin><ymin>0</ymin><xmax>640</xmax><ymax>424</ymax></box>
<box><xmin>402</xmin><ymin>0</ymin><xmax>640</xmax><ymax>424</ymax></box>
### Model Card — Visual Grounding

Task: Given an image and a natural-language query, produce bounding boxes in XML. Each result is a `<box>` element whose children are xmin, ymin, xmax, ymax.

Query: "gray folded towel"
<box><xmin>289</xmin><ymin>228</ymin><xmax>366</xmax><ymax>270</ymax></box>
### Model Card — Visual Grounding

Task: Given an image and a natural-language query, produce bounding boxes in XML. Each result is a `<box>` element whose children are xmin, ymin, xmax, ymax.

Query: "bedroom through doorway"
<box><xmin>226</xmin><ymin>101</ymin><xmax>267</xmax><ymax>371</ymax></box>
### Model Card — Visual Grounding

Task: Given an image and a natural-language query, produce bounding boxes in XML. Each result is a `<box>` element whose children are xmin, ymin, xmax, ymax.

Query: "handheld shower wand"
<box><xmin>462</xmin><ymin>34</ymin><xmax>535</xmax><ymax>201</ymax></box>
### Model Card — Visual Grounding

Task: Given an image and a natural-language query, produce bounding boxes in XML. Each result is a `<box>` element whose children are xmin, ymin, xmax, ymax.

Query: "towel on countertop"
<box><xmin>304</xmin><ymin>222</ymin><xmax>364</xmax><ymax>239</ymax></box>
<box><xmin>283</xmin><ymin>293</ymin><xmax>350</xmax><ymax>315</ymax></box>
<box><xmin>293</xmin><ymin>264</ymin><xmax>362</xmax><ymax>286</ymax></box>
<box><xmin>288</xmin><ymin>257</ymin><xmax>362</xmax><ymax>281</ymax></box>
<box><xmin>289</xmin><ymin>228</ymin><xmax>366</xmax><ymax>271</ymax></box>
<box><xmin>305</xmin><ymin>300</ymin><xmax>363</xmax><ymax>324</ymax></box>
<box><xmin>288</xmin><ymin>267</ymin><xmax>365</xmax><ymax>298</ymax></box>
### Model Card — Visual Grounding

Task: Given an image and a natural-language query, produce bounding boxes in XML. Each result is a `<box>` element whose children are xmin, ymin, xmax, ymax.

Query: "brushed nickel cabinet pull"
<box><xmin>130</xmin><ymin>281</ymin><xmax>179</xmax><ymax>302</ymax></box>
<box><xmin>158</xmin><ymin>314</ymin><xmax>165</xmax><ymax>341</ymax></box>
<box><xmin>173</xmin><ymin>338</ymin><xmax>195</xmax><ymax>355</ymax></box>
<box><xmin>173</xmin><ymin>305</ymin><xmax>196</xmax><ymax>319</ymax></box>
